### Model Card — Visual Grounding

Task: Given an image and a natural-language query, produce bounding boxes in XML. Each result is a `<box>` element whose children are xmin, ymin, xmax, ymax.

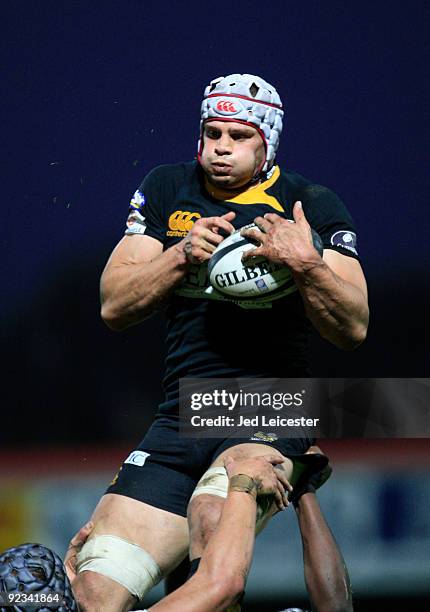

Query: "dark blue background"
<box><xmin>2</xmin><ymin>1</ymin><xmax>429</xmax><ymax>444</ymax></box>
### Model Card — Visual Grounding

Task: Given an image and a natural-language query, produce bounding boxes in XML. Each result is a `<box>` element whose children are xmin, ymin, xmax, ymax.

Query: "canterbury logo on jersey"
<box><xmin>167</xmin><ymin>210</ymin><xmax>202</xmax><ymax>236</ymax></box>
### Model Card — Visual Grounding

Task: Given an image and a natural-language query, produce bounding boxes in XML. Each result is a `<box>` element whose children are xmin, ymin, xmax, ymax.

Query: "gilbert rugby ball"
<box><xmin>208</xmin><ymin>223</ymin><xmax>323</xmax><ymax>301</ymax></box>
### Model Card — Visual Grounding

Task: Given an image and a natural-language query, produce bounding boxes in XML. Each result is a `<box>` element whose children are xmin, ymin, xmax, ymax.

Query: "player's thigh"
<box><xmin>188</xmin><ymin>443</ymin><xmax>293</xmax><ymax>546</ymax></box>
<box><xmin>89</xmin><ymin>493</ymin><xmax>189</xmax><ymax>573</ymax></box>
<box><xmin>210</xmin><ymin>442</ymin><xmax>294</xmax><ymax>480</ymax></box>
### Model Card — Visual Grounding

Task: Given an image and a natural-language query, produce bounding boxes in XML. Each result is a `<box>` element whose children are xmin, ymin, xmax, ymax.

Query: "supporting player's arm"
<box><xmin>149</xmin><ymin>455</ymin><xmax>289</xmax><ymax>612</ymax></box>
<box><xmin>289</xmin><ymin>446</ymin><xmax>353</xmax><ymax>612</ymax></box>
<box><xmin>100</xmin><ymin>212</ymin><xmax>236</xmax><ymax>331</ymax></box>
<box><xmin>242</xmin><ymin>204</ymin><xmax>369</xmax><ymax>350</ymax></box>
<box><xmin>295</xmin><ymin>493</ymin><xmax>353</xmax><ymax>612</ymax></box>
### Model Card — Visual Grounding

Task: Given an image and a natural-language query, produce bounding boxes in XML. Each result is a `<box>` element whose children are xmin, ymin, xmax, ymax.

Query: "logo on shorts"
<box><xmin>167</xmin><ymin>210</ymin><xmax>202</xmax><ymax>237</ymax></box>
<box><xmin>124</xmin><ymin>450</ymin><xmax>150</xmax><ymax>467</ymax></box>
<box><xmin>250</xmin><ymin>432</ymin><xmax>278</xmax><ymax>443</ymax></box>
<box><xmin>330</xmin><ymin>230</ymin><xmax>358</xmax><ymax>255</ymax></box>
<box><xmin>215</xmin><ymin>99</ymin><xmax>241</xmax><ymax>115</ymax></box>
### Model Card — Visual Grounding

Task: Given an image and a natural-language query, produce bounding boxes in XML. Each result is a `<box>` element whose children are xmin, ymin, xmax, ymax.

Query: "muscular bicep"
<box><xmin>323</xmin><ymin>249</ymin><xmax>368</xmax><ymax>300</ymax></box>
<box><xmin>104</xmin><ymin>234</ymin><xmax>164</xmax><ymax>269</ymax></box>
<box><xmin>100</xmin><ymin>235</ymin><xmax>164</xmax><ymax>305</ymax></box>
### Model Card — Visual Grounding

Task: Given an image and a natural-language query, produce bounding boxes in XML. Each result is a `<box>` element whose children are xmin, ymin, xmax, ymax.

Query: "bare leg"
<box><xmin>72</xmin><ymin>493</ymin><xmax>189</xmax><ymax>612</ymax></box>
<box><xmin>188</xmin><ymin>443</ymin><xmax>293</xmax><ymax>561</ymax></box>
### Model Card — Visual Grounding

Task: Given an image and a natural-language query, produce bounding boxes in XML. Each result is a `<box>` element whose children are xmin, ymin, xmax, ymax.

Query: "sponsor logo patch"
<box><xmin>167</xmin><ymin>210</ymin><xmax>202</xmax><ymax>237</ymax></box>
<box><xmin>130</xmin><ymin>190</ymin><xmax>145</xmax><ymax>211</ymax></box>
<box><xmin>250</xmin><ymin>431</ymin><xmax>279</xmax><ymax>443</ymax></box>
<box><xmin>215</xmin><ymin>99</ymin><xmax>241</xmax><ymax>115</ymax></box>
<box><xmin>124</xmin><ymin>450</ymin><xmax>150</xmax><ymax>467</ymax></box>
<box><xmin>125</xmin><ymin>209</ymin><xmax>146</xmax><ymax>235</ymax></box>
<box><xmin>330</xmin><ymin>230</ymin><xmax>358</xmax><ymax>255</ymax></box>
<box><xmin>255</xmin><ymin>278</ymin><xmax>269</xmax><ymax>291</ymax></box>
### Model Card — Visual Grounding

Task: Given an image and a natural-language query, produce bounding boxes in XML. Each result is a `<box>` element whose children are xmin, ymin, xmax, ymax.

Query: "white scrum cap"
<box><xmin>198</xmin><ymin>73</ymin><xmax>284</xmax><ymax>173</ymax></box>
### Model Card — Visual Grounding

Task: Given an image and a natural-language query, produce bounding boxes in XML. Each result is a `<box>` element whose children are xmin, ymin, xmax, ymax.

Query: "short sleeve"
<box><xmin>301</xmin><ymin>185</ymin><xmax>360</xmax><ymax>260</ymax></box>
<box><xmin>125</xmin><ymin>166</ymin><xmax>169</xmax><ymax>244</ymax></box>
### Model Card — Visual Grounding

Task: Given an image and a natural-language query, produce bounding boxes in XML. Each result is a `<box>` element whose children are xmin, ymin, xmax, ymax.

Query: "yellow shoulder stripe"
<box><xmin>225</xmin><ymin>166</ymin><xmax>284</xmax><ymax>212</ymax></box>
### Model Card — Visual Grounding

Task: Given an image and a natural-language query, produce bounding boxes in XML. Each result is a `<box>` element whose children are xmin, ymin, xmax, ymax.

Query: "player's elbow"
<box><xmin>331</xmin><ymin>315</ymin><xmax>368</xmax><ymax>350</ymax></box>
<box><xmin>342</xmin><ymin>323</ymin><xmax>368</xmax><ymax>350</ymax></box>
<box><xmin>100</xmin><ymin>302</ymin><xmax>130</xmax><ymax>331</ymax></box>
<box><xmin>207</xmin><ymin>572</ymin><xmax>245</xmax><ymax>610</ymax></box>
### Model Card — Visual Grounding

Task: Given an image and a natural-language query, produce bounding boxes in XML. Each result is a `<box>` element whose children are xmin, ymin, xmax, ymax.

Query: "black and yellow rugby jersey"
<box><xmin>126</xmin><ymin>161</ymin><xmax>360</xmax><ymax>415</ymax></box>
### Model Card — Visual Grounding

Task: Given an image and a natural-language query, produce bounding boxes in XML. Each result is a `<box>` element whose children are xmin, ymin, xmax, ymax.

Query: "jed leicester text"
<box><xmin>190</xmin><ymin>415</ymin><xmax>319</xmax><ymax>427</ymax></box>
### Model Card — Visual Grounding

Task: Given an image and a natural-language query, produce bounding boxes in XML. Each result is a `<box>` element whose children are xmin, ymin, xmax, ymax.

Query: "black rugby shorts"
<box><xmin>106</xmin><ymin>416</ymin><xmax>315</xmax><ymax>517</ymax></box>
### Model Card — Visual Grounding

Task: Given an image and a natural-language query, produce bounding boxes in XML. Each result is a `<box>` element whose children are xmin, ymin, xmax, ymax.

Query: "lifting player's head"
<box><xmin>0</xmin><ymin>543</ymin><xmax>77</xmax><ymax>611</ymax></box>
<box><xmin>197</xmin><ymin>73</ymin><xmax>284</xmax><ymax>189</ymax></box>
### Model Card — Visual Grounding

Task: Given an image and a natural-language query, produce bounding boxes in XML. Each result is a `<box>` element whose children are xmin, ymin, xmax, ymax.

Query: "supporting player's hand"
<box><xmin>290</xmin><ymin>445</ymin><xmax>333</xmax><ymax>507</ymax></box>
<box><xmin>241</xmin><ymin>202</ymin><xmax>321</xmax><ymax>273</ymax></box>
<box><xmin>181</xmin><ymin>211</ymin><xmax>236</xmax><ymax>264</ymax></box>
<box><xmin>224</xmin><ymin>455</ymin><xmax>293</xmax><ymax>510</ymax></box>
<box><xmin>64</xmin><ymin>521</ymin><xmax>93</xmax><ymax>583</ymax></box>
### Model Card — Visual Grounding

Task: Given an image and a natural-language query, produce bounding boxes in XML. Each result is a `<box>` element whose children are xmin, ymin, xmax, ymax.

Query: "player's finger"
<box><xmin>207</xmin><ymin>216</ymin><xmax>235</xmax><ymax>235</ymax></box>
<box><xmin>200</xmin><ymin>236</ymin><xmax>220</xmax><ymax>252</ymax></box>
<box><xmin>263</xmin><ymin>212</ymin><xmax>282</xmax><ymax>223</ymax></box>
<box><xmin>276</xmin><ymin>470</ymin><xmax>293</xmax><ymax>493</ymax></box>
<box><xmin>262</xmin><ymin>455</ymin><xmax>284</xmax><ymax>466</ymax></box>
<box><xmin>191</xmin><ymin>231</ymin><xmax>219</xmax><ymax>251</ymax></box>
<box><xmin>195</xmin><ymin>248</ymin><xmax>212</xmax><ymax>261</ymax></box>
<box><xmin>240</xmin><ymin>228</ymin><xmax>265</xmax><ymax>244</ymax></box>
<box><xmin>273</xmin><ymin>483</ymin><xmax>286</xmax><ymax>510</ymax></box>
<box><xmin>277</xmin><ymin>480</ymin><xmax>289</xmax><ymax>509</ymax></box>
<box><xmin>221</xmin><ymin>211</ymin><xmax>236</xmax><ymax>223</ymax></box>
<box><xmin>186</xmin><ymin>244</ymin><xmax>212</xmax><ymax>263</ymax></box>
<box><xmin>241</xmin><ymin>246</ymin><xmax>263</xmax><ymax>261</ymax></box>
<box><xmin>292</xmin><ymin>201</ymin><xmax>308</xmax><ymax>225</ymax></box>
<box><xmin>193</xmin><ymin>224</ymin><xmax>223</xmax><ymax>244</ymax></box>
<box><xmin>204</xmin><ymin>230</ymin><xmax>225</xmax><ymax>246</ymax></box>
<box><xmin>253</xmin><ymin>216</ymin><xmax>271</xmax><ymax>233</ymax></box>
<box><xmin>69</xmin><ymin>521</ymin><xmax>93</xmax><ymax>548</ymax></box>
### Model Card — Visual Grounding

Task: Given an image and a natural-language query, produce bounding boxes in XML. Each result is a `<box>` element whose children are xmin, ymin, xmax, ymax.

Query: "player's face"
<box><xmin>200</xmin><ymin>121</ymin><xmax>266</xmax><ymax>189</ymax></box>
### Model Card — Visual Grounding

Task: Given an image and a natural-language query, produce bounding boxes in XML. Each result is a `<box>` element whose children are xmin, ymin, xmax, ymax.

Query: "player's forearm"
<box><xmin>150</xmin><ymin>491</ymin><xmax>256</xmax><ymax>612</ymax></box>
<box><xmin>100</xmin><ymin>243</ymin><xmax>188</xmax><ymax>330</ymax></box>
<box><xmin>293</xmin><ymin>257</ymin><xmax>369</xmax><ymax>350</ymax></box>
<box><xmin>200</xmin><ymin>490</ymin><xmax>257</xmax><ymax>590</ymax></box>
<box><xmin>296</xmin><ymin>493</ymin><xmax>353</xmax><ymax>612</ymax></box>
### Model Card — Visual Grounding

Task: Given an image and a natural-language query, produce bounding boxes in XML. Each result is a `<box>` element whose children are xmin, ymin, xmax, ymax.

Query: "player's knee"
<box><xmin>72</xmin><ymin>570</ymin><xmax>126</xmax><ymax>612</ymax></box>
<box><xmin>75</xmin><ymin>534</ymin><xmax>162</xmax><ymax>605</ymax></box>
<box><xmin>187</xmin><ymin>494</ymin><xmax>224</xmax><ymax>549</ymax></box>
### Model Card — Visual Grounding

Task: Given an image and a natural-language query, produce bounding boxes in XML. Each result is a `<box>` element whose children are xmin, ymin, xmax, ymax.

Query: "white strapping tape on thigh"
<box><xmin>76</xmin><ymin>534</ymin><xmax>161</xmax><ymax>601</ymax></box>
<box><xmin>190</xmin><ymin>467</ymin><xmax>229</xmax><ymax>501</ymax></box>
<box><xmin>189</xmin><ymin>466</ymin><xmax>273</xmax><ymax>533</ymax></box>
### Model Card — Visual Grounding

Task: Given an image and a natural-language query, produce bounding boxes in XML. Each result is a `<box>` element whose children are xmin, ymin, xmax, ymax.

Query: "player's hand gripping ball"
<box><xmin>208</xmin><ymin>222</ymin><xmax>323</xmax><ymax>301</ymax></box>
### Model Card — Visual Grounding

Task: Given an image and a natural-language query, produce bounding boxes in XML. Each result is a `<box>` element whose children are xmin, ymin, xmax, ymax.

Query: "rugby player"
<box><xmin>64</xmin><ymin>455</ymin><xmax>288</xmax><ymax>611</ymax></box>
<box><xmin>71</xmin><ymin>74</ymin><xmax>368</xmax><ymax>611</ymax></box>
<box><xmin>65</xmin><ymin>448</ymin><xmax>352</xmax><ymax>611</ymax></box>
